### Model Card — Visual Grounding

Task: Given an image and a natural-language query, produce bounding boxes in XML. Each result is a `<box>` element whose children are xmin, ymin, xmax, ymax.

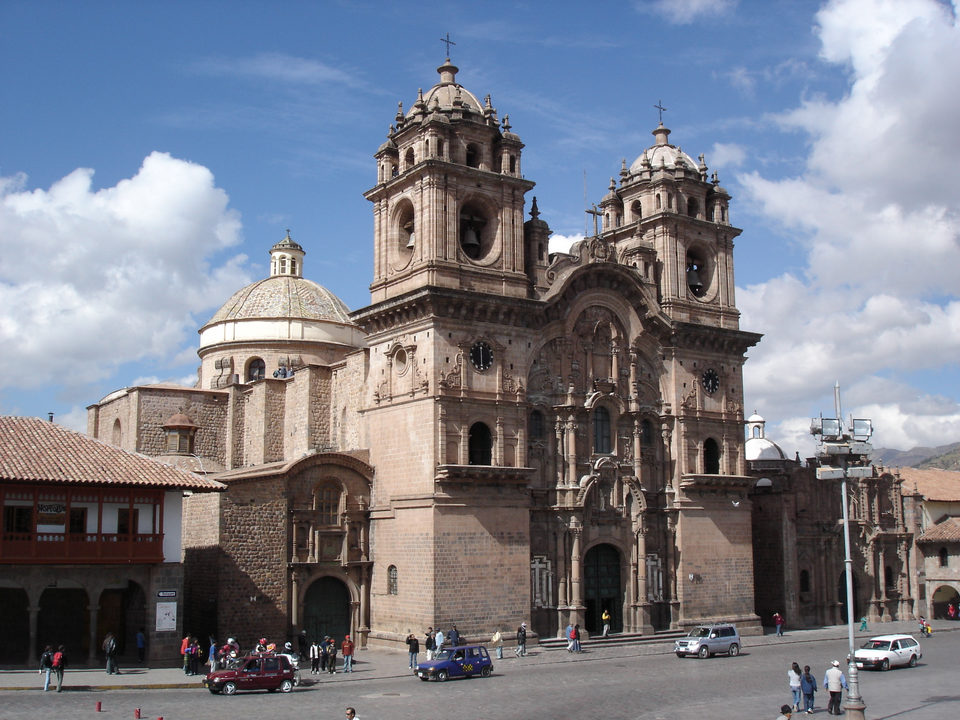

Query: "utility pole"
<box><xmin>810</xmin><ymin>383</ymin><xmax>873</xmax><ymax>720</ymax></box>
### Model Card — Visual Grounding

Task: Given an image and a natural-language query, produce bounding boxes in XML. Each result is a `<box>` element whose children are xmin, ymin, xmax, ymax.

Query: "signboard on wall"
<box><xmin>156</xmin><ymin>601</ymin><xmax>177</xmax><ymax>632</ymax></box>
<box><xmin>37</xmin><ymin>502</ymin><xmax>66</xmax><ymax>526</ymax></box>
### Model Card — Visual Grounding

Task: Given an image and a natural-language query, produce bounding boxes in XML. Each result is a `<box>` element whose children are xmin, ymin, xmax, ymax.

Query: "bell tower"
<box><xmin>364</xmin><ymin>58</ymin><xmax>535</xmax><ymax>303</ymax></box>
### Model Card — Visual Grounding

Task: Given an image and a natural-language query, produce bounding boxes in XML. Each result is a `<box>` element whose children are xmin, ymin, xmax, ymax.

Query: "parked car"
<box><xmin>854</xmin><ymin>634</ymin><xmax>922</xmax><ymax>671</ymax></box>
<box><xmin>204</xmin><ymin>653</ymin><xmax>297</xmax><ymax>694</ymax></box>
<box><xmin>674</xmin><ymin>623</ymin><xmax>741</xmax><ymax>658</ymax></box>
<box><xmin>416</xmin><ymin>645</ymin><xmax>493</xmax><ymax>681</ymax></box>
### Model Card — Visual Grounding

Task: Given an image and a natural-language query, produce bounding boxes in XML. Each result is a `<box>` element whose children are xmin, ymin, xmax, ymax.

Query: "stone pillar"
<box><xmin>566</xmin><ymin>417</ymin><xmax>578</xmax><ymax>487</ymax></box>
<box><xmin>555</xmin><ymin>420</ymin><xmax>565</xmax><ymax>488</ymax></box>
<box><xmin>569</xmin><ymin>522</ymin><xmax>585</xmax><ymax>626</ymax></box>
<box><xmin>637</xmin><ymin>526</ymin><xmax>653</xmax><ymax>634</ymax></box>
<box><xmin>27</xmin><ymin>604</ymin><xmax>40</xmax><ymax>666</ymax></box>
<box><xmin>358</xmin><ymin>566</ymin><xmax>370</xmax><ymax>648</ymax></box>
<box><xmin>88</xmin><ymin>604</ymin><xmax>100</xmax><ymax>664</ymax></box>
<box><xmin>290</xmin><ymin>571</ymin><xmax>300</xmax><ymax>630</ymax></box>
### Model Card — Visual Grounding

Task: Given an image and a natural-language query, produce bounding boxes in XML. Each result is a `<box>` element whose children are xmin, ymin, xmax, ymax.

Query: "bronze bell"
<box><xmin>686</xmin><ymin>263</ymin><xmax>704</xmax><ymax>296</ymax></box>
<box><xmin>462</xmin><ymin>225</ymin><xmax>480</xmax><ymax>255</ymax></box>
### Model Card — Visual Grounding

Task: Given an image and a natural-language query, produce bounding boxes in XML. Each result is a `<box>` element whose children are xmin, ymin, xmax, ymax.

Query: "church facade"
<box><xmin>88</xmin><ymin>57</ymin><xmax>766</xmax><ymax>649</ymax></box>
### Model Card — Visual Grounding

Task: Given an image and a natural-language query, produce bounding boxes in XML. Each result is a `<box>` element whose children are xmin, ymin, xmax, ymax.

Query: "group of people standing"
<box><xmin>308</xmin><ymin>635</ymin><xmax>354</xmax><ymax>674</ymax></box>
<box><xmin>785</xmin><ymin>659</ymin><xmax>848</xmax><ymax>716</ymax></box>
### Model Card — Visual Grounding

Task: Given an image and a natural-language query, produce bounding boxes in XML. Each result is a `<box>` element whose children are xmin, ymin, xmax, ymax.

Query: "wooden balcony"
<box><xmin>0</xmin><ymin>531</ymin><xmax>164</xmax><ymax>564</ymax></box>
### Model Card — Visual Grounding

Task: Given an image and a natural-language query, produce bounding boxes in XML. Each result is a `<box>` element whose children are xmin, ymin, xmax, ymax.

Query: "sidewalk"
<box><xmin>1</xmin><ymin>620</ymin><xmax>952</xmax><ymax>692</ymax></box>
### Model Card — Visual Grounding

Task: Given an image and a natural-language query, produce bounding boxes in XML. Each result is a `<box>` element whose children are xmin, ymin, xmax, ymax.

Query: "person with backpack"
<box><xmin>102</xmin><ymin>632</ymin><xmax>120</xmax><ymax>675</ymax></box>
<box><xmin>52</xmin><ymin>645</ymin><xmax>66</xmax><ymax>692</ymax></box>
<box><xmin>39</xmin><ymin>645</ymin><xmax>54</xmax><ymax>691</ymax></box>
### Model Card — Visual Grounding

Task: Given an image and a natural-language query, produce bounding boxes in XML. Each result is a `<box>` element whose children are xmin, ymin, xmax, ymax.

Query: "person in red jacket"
<box><xmin>341</xmin><ymin>635</ymin><xmax>355</xmax><ymax>673</ymax></box>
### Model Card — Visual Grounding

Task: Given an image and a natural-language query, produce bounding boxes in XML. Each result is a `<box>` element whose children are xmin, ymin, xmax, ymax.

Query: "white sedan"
<box><xmin>854</xmin><ymin>634</ymin><xmax>922</xmax><ymax>671</ymax></box>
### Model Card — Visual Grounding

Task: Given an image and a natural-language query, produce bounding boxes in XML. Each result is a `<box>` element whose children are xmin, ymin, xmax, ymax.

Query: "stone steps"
<box><xmin>538</xmin><ymin>630</ymin><xmax>686</xmax><ymax>651</ymax></box>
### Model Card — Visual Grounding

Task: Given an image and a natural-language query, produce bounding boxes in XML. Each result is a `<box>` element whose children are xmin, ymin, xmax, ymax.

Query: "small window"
<box><xmin>468</xmin><ymin>422</ymin><xmax>492</xmax><ymax>465</ymax></box>
<box><xmin>800</xmin><ymin>569</ymin><xmax>810</xmax><ymax>593</ymax></box>
<box><xmin>939</xmin><ymin>547</ymin><xmax>949</xmax><ymax>567</ymax></box>
<box><xmin>529</xmin><ymin>410</ymin><xmax>545</xmax><ymax>441</ymax></box>
<box><xmin>687</xmin><ymin>198</ymin><xmax>699</xmax><ymax>217</ymax></box>
<box><xmin>317</xmin><ymin>484</ymin><xmax>341</xmax><ymax>526</ymax></box>
<box><xmin>593</xmin><ymin>407</ymin><xmax>611</xmax><ymax>454</ymax></box>
<box><xmin>117</xmin><ymin>508</ymin><xmax>139</xmax><ymax>535</ymax></box>
<box><xmin>264</xmin><ymin>657</ymin><xmax>280</xmax><ymax>671</ymax></box>
<box><xmin>3</xmin><ymin>506</ymin><xmax>32</xmax><ymax>533</ymax></box>
<box><xmin>279</xmin><ymin>256</ymin><xmax>287</xmax><ymax>273</ymax></box>
<box><xmin>69</xmin><ymin>507</ymin><xmax>87</xmax><ymax>534</ymax></box>
<box><xmin>387</xmin><ymin>565</ymin><xmax>398</xmax><ymax>595</ymax></box>
<box><xmin>641</xmin><ymin>419</ymin><xmax>655</xmax><ymax>446</ymax></box>
<box><xmin>404</xmin><ymin>148</ymin><xmax>415</xmax><ymax>168</ymax></box>
<box><xmin>885</xmin><ymin>565</ymin><xmax>896</xmax><ymax>593</ymax></box>
<box><xmin>509</xmin><ymin>155</ymin><xmax>516</xmax><ymax>173</ymax></box>
<box><xmin>247</xmin><ymin>358</ymin><xmax>266</xmax><ymax>382</ymax></box>
<box><xmin>465</xmin><ymin>143</ymin><xmax>480</xmax><ymax>168</ymax></box>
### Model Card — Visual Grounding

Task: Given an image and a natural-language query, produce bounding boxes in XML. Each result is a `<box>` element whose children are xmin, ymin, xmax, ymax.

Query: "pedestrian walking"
<box><xmin>800</xmin><ymin>664</ymin><xmax>818</xmax><ymax>714</ymax></box>
<box><xmin>788</xmin><ymin>661</ymin><xmax>802</xmax><ymax>711</ymax></box>
<box><xmin>102</xmin><ymin>632</ymin><xmax>120</xmax><ymax>675</ymax></box>
<box><xmin>341</xmin><ymin>634</ymin><xmax>355</xmax><ymax>672</ymax></box>
<box><xmin>572</xmin><ymin>624</ymin><xmax>582</xmax><ymax>653</ymax></box>
<box><xmin>514</xmin><ymin>622</ymin><xmax>527</xmax><ymax>656</ymax></box>
<box><xmin>491</xmin><ymin>628</ymin><xmax>503</xmax><ymax>659</ymax></box>
<box><xmin>773</xmin><ymin>611</ymin><xmax>785</xmax><ymax>637</ymax></box>
<box><xmin>208</xmin><ymin>635</ymin><xmax>218</xmax><ymax>672</ymax></box>
<box><xmin>823</xmin><ymin>660</ymin><xmax>848</xmax><ymax>715</ymax></box>
<box><xmin>39</xmin><ymin>645</ymin><xmax>54</xmax><ymax>691</ymax></box>
<box><xmin>52</xmin><ymin>645</ymin><xmax>66</xmax><ymax>692</ymax></box>
<box><xmin>776</xmin><ymin>704</ymin><xmax>793</xmax><ymax>719</ymax></box>
<box><xmin>406</xmin><ymin>633</ymin><xmax>420</xmax><ymax>669</ymax></box>
<box><xmin>435</xmin><ymin>628</ymin><xmax>445</xmax><ymax>652</ymax></box>
<box><xmin>345</xmin><ymin>707</ymin><xmax>358</xmax><ymax>720</ymax></box>
<box><xmin>180</xmin><ymin>633</ymin><xmax>190</xmax><ymax>673</ymax></box>
<box><xmin>859</xmin><ymin>616</ymin><xmax>868</xmax><ymax>632</ymax></box>
<box><xmin>310</xmin><ymin>639</ymin><xmax>320</xmax><ymax>674</ymax></box>
<box><xmin>601</xmin><ymin>609</ymin><xmax>611</xmax><ymax>638</ymax></box>
<box><xmin>448</xmin><ymin>624</ymin><xmax>461</xmax><ymax>647</ymax></box>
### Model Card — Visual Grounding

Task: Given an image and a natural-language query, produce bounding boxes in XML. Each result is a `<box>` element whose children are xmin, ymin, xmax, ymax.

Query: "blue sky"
<box><xmin>2</xmin><ymin>0</ymin><xmax>959</xmax><ymax>458</ymax></box>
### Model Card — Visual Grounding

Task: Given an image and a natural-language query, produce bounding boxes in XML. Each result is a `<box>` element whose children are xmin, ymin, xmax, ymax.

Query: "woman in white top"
<box><xmin>788</xmin><ymin>661</ymin><xmax>803</xmax><ymax>711</ymax></box>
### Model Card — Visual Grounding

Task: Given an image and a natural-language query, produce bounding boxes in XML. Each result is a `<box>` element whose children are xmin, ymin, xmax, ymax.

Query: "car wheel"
<box><xmin>280</xmin><ymin>679</ymin><xmax>293</xmax><ymax>693</ymax></box>
<box><xmin>881</xmin><ymin>658</ymin><xmax>890</xmax><ymax>671</ymax></box>
<box><xmin>436</xmin><ymin>670</ymin><xmax>449</xmax><ymax>682</ymax></box>
<box><xmin>728</xmin><ymin>644</ymin><xmax>740</xmax><ymax>657</ymax></box>
<box><xmin>223</xmin><ymin>681</ymin><xmax>237</xmax><ymax>695</ymax></box>
<box><xmin>909</xmin><ymin>655</ymin><xmax>918</xmax><ymax>668</ymax></box>
<box><xmin>676</xmin><ymin>653</ymin><xmax>685</xmax><ymax>659</ymax></box>
<box><xmin>481</xmin><ymin>666</ymin><xmax>492</xmax><ymax>678</ymax></box>
<box><xmin>698</xmin><ymin>646</ymin><xmax>709</xmax><ymax>659</ymax></box>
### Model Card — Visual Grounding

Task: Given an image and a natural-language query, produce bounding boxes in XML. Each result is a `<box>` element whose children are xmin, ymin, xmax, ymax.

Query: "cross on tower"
<box><xmin>440</xmin><ymin>32</ymin><xmax>456</xmax><ymax>57</ymax></box>
<box><xmin>585</xmin><ymin>204</ymin><xmax>603</xmax><ymax>237</ymax></box>
<box><xmin>654</xmin><ymin>100</ymin><xmax>667</xmax><ymax>124</ymax></box>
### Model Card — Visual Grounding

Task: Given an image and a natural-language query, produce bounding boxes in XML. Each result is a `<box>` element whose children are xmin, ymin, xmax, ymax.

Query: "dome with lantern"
<box><xmin>744</xmin><ymin>412</ymin><xmax>788</xmax><ymax>462</ymax></box>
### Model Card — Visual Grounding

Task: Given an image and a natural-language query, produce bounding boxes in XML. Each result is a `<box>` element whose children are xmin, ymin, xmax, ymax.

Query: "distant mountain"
<box><xmin>872</xmin><ymin>442</ymin><xmax>960</xmax><ymax>471</ymax></box>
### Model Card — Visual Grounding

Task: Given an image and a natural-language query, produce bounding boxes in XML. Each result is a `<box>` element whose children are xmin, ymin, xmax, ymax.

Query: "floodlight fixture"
<box><xmin>851</xmin><ymin>418</ymin><xmax>873</xmax><ymax>442</ymax></box>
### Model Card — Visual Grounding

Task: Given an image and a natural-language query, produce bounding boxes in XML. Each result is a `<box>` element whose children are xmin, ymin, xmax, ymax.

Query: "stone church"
<box><xmin>88</xmin><ymin>56</ymin><xmax>767</xmax><ymax>649</ymax></box>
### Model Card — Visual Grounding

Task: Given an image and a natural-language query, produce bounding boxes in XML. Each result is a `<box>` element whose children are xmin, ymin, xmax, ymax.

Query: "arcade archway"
<box><xmin>931</xmin><ymin>584</ymin><xmax>960</xmax><ymax>619</ymax></box>
<box><xmin>584</xmin><ymin>543</ymin><xmax>623</xmax><ymax>634</ymax></box>
<box><xmin>303</xmin><ymin>576</ymin><xmax>351</xmax><ymax>643</ymax></box>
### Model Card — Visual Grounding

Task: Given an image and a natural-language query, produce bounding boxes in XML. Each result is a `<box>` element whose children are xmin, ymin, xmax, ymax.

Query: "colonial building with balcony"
<box><xmin>0</xmin><ymin>415</ymin><xmax>223</xmax><ymax>666</ymax></box>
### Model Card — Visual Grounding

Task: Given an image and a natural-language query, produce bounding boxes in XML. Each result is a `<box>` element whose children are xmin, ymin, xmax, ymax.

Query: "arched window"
<box><xmin>317</xmin><ymin>484</ymin><xmax>341</xmax><ymax>525</ymax></box>
<box><xmin>279</xmin><ymin>256</ymin><xmax>287</xmax><ymax>273</ymax></box>
<box><xmin>631</xmin><ymin>200</ymin><xmax>642</xmax><ymax>221</ymax></box>
<box><xmin>687</xmin><ymin>197</ymin><xmax>699</xmax><ymax>218</ymax></box>
<box><xmin>703</xmin><ymin>438</ymin><xmax>720</xmax><ymax>474</ymax></box>
<box><xmin>468</xmin><ymin>422</ymin><xmax>492</xmax><ymax>465</ymax></box>
<box><xmin>404</xmin><ymin>148</ymin><xmax>414</xmax><ymax>168</ymax></box>
<box><xmin>290</xmin><ymin>259</ymin><xmax>297</xmax><ymax>275</ymax></box>
<box><xmin>594</xmin><ymin>407</ymin><xmax>611</xmax><ymax>454</ymax></box>
<box><xmin>465</xmin><ymin>143</ymin><xmax>480</xmax><ymax>168</ymax></box>
<box><xmin>509</xmin><ymin>155</ymin><xmax>516</xmax><ymax>173</ymax></box>
<box><xmin>529</xmin><ymin>410</ymin><xmax>545</xmax><ymax>441</ymax></box>
<box><xmin>387</xmin><ymin>565</ymin><xmax>398</xmax><ymax>595</ymax></box>
<box><xmin>939</xmin><ymin>547</ymin><xmax>949</xmax><ymax>567</ymax></box>
<box><xmin>112</xmin><ymin>419</ymin><xmax>122</xmax><ymax>446</ymax></box>
<box><xmin>655</xmin><ymin>194</ymin><xmax>661</xmax><ymax>210</ymax></box>
<box><xmin>246</xmin><ymin>358</ymin><xmax>266</xmax><ymax>382</ymax></box>
<box><xmin>438</xmin><ymin>140</ymin><xmax>445</xmax><ymax>158</ymax></box>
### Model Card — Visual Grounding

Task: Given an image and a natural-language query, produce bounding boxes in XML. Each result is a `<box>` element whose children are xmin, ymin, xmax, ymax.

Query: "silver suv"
<box><xmin>674</xmin><ymin>623</ymin><xmax>741</xmax><ymax>658</ymax></box>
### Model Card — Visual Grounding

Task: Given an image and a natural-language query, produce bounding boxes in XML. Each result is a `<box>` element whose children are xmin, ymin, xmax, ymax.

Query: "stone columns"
<box><xmin>290</xmin><ymin>571</ymin><xmax>300</xmax><ymax>629</ymax></box>
<box><xmin>27</xmin><ymin>604</ymin><xmax>40</xmax><ymax>666</ymax></box>
<box><xmin>88</xmin><ymin>604</ymin><xmax>100</xmax><ymax>664</ymax></box>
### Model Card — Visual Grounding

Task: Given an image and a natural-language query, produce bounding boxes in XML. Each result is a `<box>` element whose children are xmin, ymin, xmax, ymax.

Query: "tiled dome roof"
<box><xmin>206</xmin><ymin>276</ymin><xmax>352</xmax><ymax>325</ymax></box>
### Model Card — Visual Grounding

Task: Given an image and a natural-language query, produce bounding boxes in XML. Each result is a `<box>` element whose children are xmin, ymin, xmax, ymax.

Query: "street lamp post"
<box><xmin>810</xmin><ymin>383</ymin><xmax>872</xmax><ymax>720</ymax></box>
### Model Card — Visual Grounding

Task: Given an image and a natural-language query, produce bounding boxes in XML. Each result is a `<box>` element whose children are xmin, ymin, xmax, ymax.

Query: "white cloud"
<box><xmin>639</xmin><ymin>0</ymin><xmax>738</xmax><ymax>24</ymax></box>
<box><xmin>0</xmin><ymin>152</ymin><xmax>251</xmax><ymax>391</ymax></box>
<box><xmin>549</xmin><ymin>232</ymin><xmax>582</xmax><ymax>255</ymax></box>
<box><xmin>737</xmin><ymin>0</ymin><xmax>960</xmax><ymax>452</ymax></box>
<box><xmin>710</xmin><ymin>142</ymin><xmax>747</xmax><ymax>169</ymax></box>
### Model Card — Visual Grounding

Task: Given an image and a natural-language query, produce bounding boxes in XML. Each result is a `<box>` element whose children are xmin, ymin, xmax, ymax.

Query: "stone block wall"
<box><xmin>331</xmin><ymin>354</ymin><xmax>368</xmax><ymax>451</ymax></box>
<box><xmin>676</xmin><ymin>496</ymin><xmax>760</xmax><ymax>632</ymax></box>
<box><xmin>215</xmin><ymin>477</ymin><xmax>289</xmax><ymax>648</ymax></box>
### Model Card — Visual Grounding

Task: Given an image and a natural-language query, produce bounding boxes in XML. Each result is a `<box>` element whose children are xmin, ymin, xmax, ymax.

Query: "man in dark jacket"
<box><xmin>515</xmin><ymin>622</ymin><xmax>527</xmax><ymax>656</ymax></box>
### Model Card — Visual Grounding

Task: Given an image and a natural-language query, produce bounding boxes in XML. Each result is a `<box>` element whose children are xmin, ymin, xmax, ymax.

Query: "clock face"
<box><xmin>701</xmin><ymin>368</ymin><xmax>720</xmax><ymax>394</ymax></box>
<box><xmin>469</xmin><ymin>341</ymin><xmax>493</xmax><ymax>371</ymax></box>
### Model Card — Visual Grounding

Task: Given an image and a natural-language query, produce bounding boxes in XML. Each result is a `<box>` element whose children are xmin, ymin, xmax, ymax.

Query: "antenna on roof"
<box><xmin>583</xmin><ymin>170</ymin><xmax>588</xmax><ymax>236</ymax></box>
<box><xmin>48</xmin><ymin>412</ymin><xmax>54</xmax><ymax>422</ymax></box>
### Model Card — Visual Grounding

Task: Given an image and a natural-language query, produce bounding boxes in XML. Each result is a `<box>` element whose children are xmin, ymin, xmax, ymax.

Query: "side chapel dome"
<box><xmin>744</xmin><ymin>412</ymin><xmax>788</xmax><ymax>461</ymax></box>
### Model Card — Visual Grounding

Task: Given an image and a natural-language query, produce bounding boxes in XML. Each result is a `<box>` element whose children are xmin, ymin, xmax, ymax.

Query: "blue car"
<box><xmin>416</xmin><ymin>645</ymin><xmax>493</xmax><ymax>681</ymax></box>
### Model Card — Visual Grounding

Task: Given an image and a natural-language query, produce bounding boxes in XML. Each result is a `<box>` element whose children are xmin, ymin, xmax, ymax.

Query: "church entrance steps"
<box><xmin>538</xmin><ymin>630</ymin><xmax>686</xmax><ymax>651</ymax></box>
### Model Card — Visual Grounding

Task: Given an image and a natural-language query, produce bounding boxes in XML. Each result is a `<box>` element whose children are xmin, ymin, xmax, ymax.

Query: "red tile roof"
<box><xmin>917</xmin><ymin>516</ymin><xmax>960</xmax><ymax>544</ymax></box>
<box><xmin>886</xmin><ymin>466</ymin><xmax>960</xmax><ymax>502</ymax></box>
<box><xmin>0</xmin><ymin>416</ymin><xmax>224</xmax><ymax>491</ymax></box>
